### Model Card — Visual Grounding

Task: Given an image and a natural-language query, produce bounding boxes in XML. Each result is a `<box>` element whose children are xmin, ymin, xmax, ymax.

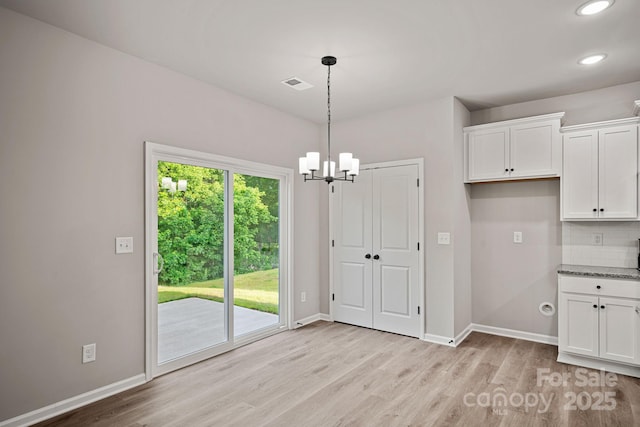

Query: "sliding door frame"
<box><xmin>144</xmin><ymin>142</ymin><xmax>293</xmax><ymax>380</ymax></box>
<box><xmin>328</xmin><ymin>158</ymin><xmax>425</xmax><ymax>339</ymax></box>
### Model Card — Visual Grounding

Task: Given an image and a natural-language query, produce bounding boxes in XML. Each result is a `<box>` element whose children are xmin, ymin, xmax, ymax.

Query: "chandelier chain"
<box><xmin>327</xmin><ymin>64</ymin><xmax>331</xmax><ymax>162</ymax></box>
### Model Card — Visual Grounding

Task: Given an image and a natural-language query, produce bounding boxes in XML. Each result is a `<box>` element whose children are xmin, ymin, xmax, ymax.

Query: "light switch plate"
<box><xmin>437</xmin><ymin>232</ymin><xmax>451</xmax><ymax>245</ymax></box>
<box><xmin>115</xmin><ymin>237</ymin><xmax>133</xmax><ymax>254</ymax></box>
<box><xmin>82</xmin><ymin>343</ymin><xmax>96</xmax><ymax>364</ymax></box>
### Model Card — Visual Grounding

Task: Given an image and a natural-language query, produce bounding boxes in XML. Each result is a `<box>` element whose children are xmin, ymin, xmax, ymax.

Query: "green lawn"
<box><xmin>158</xmin><ymin>268</ymin><xmax>279</xmax><ymax>314</ymax></box>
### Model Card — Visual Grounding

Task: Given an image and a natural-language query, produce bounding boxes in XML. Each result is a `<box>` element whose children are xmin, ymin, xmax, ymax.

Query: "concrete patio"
<box><xmin>158</xmin><ymin>297</ymin><xmax>279</xmax><ymax>363</ymax></box>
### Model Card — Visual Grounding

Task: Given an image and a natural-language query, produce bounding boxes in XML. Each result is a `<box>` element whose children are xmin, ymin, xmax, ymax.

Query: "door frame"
<box><xmin>329</xmin><ymin>158</ymin><xmax>425</xmax><ymax>339</ymax></box>
<box><xmin>144</xmin><ymin>142</ymin><xmax>294</xmax><ymax>380</ymax></box>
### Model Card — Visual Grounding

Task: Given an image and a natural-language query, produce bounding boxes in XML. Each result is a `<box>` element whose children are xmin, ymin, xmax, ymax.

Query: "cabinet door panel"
<box><xmin>559</xmin><ymin>293</ymin><xmax>599</xmax><ymax>357</ymax></box>
<box><xmin>599</xmin><ymin>297</ymin><xmax>640</xmax><ymax>364</ymax></box>
<box><xmin>510</xmin><ymin>121</ymin><xmax>559</xmax><ymax>177</ymax></box>
<box><xmin>562</xmin><ymin>131</ymin><xmax>599</xmax><ymax>219</ymax></box>
<box><xmin>598</xmin><ymin>125</ymin><xmax>638</xmax><ymax>219</ymax></box>
<box><xmin>468</xmin><ymin>129</ymin><xmax>509</xmax><ymax>181</ymax></box>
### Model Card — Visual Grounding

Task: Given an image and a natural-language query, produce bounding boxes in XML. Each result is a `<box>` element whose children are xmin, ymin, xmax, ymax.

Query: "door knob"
<box><xmin>365</xmin><ymin>253</ymin><xmax>371</xmax><ymax>259</ymax></box>
<box><xmin>373</xmin><ymin>254</ymin><xmax>380</xmax><ymax>260</ymax></box>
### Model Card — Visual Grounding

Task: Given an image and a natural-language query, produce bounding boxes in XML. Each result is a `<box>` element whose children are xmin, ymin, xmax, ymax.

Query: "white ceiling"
<box><xmin>1</xmin><ymin>0</ymin><xmax>639</xmax><ymax>123</ymax></box>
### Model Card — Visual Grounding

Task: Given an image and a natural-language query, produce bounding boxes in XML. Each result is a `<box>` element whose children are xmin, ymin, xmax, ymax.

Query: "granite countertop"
<box><xmin>558</xmin><ymin>264</ymin><xmax>640</xmax><ymax>280</ymax></box>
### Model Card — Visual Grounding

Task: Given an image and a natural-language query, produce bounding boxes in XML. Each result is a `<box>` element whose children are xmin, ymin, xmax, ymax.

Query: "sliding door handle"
<box><xmin>153</xmin><ymin>252</ymin><xmax>164</xmax><ymax>274</ymax></box>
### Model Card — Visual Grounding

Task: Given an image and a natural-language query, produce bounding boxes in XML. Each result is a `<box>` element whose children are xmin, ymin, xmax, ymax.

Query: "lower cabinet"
<box><xmin>558</xmin><ymin>275</ymin><xmax>640</xmax><ymax>374</ymax></box>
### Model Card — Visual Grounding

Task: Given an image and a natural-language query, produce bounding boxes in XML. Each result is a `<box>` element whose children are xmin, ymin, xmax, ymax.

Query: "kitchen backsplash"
<box><xmin>562</xmin><ymin>222</ymin><xmax>640</xmax><ymax>268</ymax></box>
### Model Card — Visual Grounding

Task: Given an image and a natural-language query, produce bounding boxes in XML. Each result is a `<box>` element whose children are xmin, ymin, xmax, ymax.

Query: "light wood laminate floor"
<box><xmin>36</xmin><ymin>321</ymin><xmax>639</xmax><ymax>426</ymax></box>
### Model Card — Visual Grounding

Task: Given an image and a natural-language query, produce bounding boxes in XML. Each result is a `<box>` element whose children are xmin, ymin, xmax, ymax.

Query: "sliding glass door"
<box><xmin>233</xmin><ymin>173</ymin><xmax>280</xmax><ymax>337</ymax></box>
<box><xmin>156</xmin><ymin>161</ymin><xmax>228</xmax><ymax>364</ymax></box>
<box><xmin>145</xmin><ymin>143</ymin><xmax>291</xmax><ymax>378</ymax></box>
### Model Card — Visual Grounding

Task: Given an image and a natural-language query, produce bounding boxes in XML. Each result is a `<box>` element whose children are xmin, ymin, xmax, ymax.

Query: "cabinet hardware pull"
<box><xmin>593</xmin><ymin>304</ymin><xmax>598</xmax><ymax>309</ymax></box>
<box><xmin>593</xmin><ymin>208</ymin><xmax>597</xmax><ymax>212</ymax></box>
<box><xmin>365</xmin><ymin>253</ymin><xmax>371</xmax><ymax>259</ymax></box>
<box><xmin>636</xmin><ymin>307</ymin><xmax>639</xmax><ymax>314</ymax></box>
<box><xmin>504</xmin><ymin>168</ymin><xmax>509</xmax><ymax>172</ymax></box>
<box><xmin>600</xmin><ymin>305</ymin><xmax>605</xmax><ymax>309</ymax></box>
<box><xmin>596</xmin><ymin>285</ymin><xmax>601</xmax><ymax>289</ymax></box>
<box><xmin>373</xmin><ymin>254</ymin><xmax>380</xmax><ymax>260</ymax></box>
<box><xmin>510</xmin><ymin>168</ymin><xmax>514</xmax><ymax>172</ymax></box>
<box><xmin>600</xmin><ymin>208</ymin><xmax>604</xmax><ymax>212</ymax></box>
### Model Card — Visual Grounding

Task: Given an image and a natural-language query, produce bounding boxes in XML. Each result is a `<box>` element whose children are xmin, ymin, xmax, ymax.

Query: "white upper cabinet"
<box><xmin>561</xmin><ymin>119</ymin><xmax>639</xmax><ymax>221</ymax></box>
<box><xmin>464</xmin><ymin>112</ymin><xmax>564</xmax><ymax>183</ymax></box>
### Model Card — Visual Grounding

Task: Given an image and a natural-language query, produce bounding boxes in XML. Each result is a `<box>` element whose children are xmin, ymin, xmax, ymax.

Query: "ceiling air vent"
<box><xmin>281</xmin><ymin>77</ymin><xmax>313</xmax><ymax>91</ymax></box>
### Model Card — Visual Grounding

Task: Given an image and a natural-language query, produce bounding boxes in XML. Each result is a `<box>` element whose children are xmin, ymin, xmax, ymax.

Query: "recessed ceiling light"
<box><xmin>576</xmin><ymin>0</ymin><xmax>614</xmax><ymax>16</ymax></box>
<box><xmin>578</xmin><ymin>54</ymin><xmax>607</xmax><ymax>65</ymax></box>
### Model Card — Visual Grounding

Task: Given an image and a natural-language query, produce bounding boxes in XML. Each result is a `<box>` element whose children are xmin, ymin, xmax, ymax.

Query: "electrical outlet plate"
<box><xmin>437</xmin><ymin>232</ymin><xmax>451</xmax><ymax>245</ymax></box>
<box><xmin>513</xmin><ymin>231</ymin><xmax>523</xmax><ymax>244</ymax></box>
<box><xmin>115</xmin><ymin>237</ymin><xmax>133</xmax><ymax>254</ymax></box>
<box><xmin>301</xmin><ymin>292</ymin><xmax>306</xmax><ymax>303</ymax></box>
<box><xmin>82</xmin><ymin>343</ymin><xmax>96</xmax><ymax>364</ymax></box>
<box><xmin>591</xmin><ymin>233</ymin><xmax>603</xmax><ymax>246</ymax></box>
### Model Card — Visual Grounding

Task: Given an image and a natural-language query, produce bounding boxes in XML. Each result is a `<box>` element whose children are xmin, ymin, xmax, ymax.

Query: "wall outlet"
<box><xmin>591</xmin><ymin>233</ymin><xmax>603</xmax><ymax>246</ymax></box>
<box><xmin>437</xmin><ymin>232</ymin><xmax>451</xmax><ymax>245</ymax></box>
<box><xmin>82</xmin><ymin>343</ymin><xmax>96</xmax><ymax>364</ymax></box>
<box><xmin>301</xmin><ymin>291</ymin><xmax>306</xmax><ymax>303</ymax></box>
<box><xmin>115</xmin><ymin>237</ymin><xmax>133</xmax><ymax>254</ymax></box>
<box><xmin>513</xmin><ymin>231</ymin><xmax>523</xmax><ymax>244</ymax></box>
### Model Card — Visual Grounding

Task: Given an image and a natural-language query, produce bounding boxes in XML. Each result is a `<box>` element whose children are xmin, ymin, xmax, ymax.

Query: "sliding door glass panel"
<box><xmin>157</xmin><ymin>161</ymin><xmax>227</xmax><ymax>364</ymax></box>
<box><xmin>233</xmin><ymin>174</ymin><xmax>280</xmax><ymax>337</ymax></box>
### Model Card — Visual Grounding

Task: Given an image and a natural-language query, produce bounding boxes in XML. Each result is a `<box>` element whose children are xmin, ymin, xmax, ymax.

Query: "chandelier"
<box><xmin>299</xmin><ymin>56</ymin><xmax>359</xmax><ymax>183</ymax></box>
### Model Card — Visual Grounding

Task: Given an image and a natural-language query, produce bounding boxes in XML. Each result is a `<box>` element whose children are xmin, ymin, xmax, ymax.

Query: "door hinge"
<box><xmin>332</xmin><ymin>185</ymin><xmax>335</xmax><ymax>193</ymax></box>
<box><xmin>332</xmin><ymin>239</ymin><xmax>335</xmax><ymax>247</ymax></box>
<box><xmin>332</xmin><ymin>293</ymin><xmax>335</xmax><ymax>301</ymax></box>
<box><xmin>418</xmin><ymin>306</ymin><xmax>420</xmax><ymax>315</ymax></box>
<box><xmin>417</xmin><ymin>178</ymin><xmax>420</xmax><ymax>187</ymax></box>
<box><xmin>417</xmin><ymin>242</ymin><xmax>420</xmax><ymax>251</ymax></box>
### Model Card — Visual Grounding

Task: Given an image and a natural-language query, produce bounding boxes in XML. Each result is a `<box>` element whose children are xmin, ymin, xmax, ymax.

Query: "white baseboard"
<box><xmin>292</xmin><ymin>313</ymin><xmax>331</xmax><ymax>329</ymax></box>
<box><xmin>424</xmin><ymin>323</ymin><xmax>557</xmax><ymax>348</ymax></box>
<box><xmin>471</xmin><ymin>323</ymin><xmax>558</xmax><ymax>346</ymax></box>
<box><xmin>454</xmin><ymin>324</ymin><xmax>473</xmax><ymax>346</ymax></box>
<box><xmin>424</xmin><ymin>323</ymin><xmax>473</xmax><ymax>348</ymax></box>
<box><xmin>0</xmin><ymin>374</ymin><xmax>146</xmax><ymax>427</ymax></box>
<box><xmin>423</xmin><ymin>333</ymin><xmax>457</xmax><ymax>347</ymax></box>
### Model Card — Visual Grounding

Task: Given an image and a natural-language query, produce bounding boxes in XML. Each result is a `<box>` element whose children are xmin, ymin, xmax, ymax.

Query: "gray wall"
<box><xmin>470</xmin><ymin>181</ymin><xmax>562</xmax><ymax>336</ymax></box>
<box><xmin>0</xmin><ymin>8</ymin><xmax>320</xmax><ymax>421</ymax></box>
<box><xmin>469</xmin><ymin>81</ymin><xmax>640</xmax><ymax>336</ymax></box>
<box><xmin>453</xmin><ymin>99</ymin><xmax>472</xmax><ymax>336</ymax></box>
<box><xmin>471</xmin><ymin>81</ymin><xmax>640</xmax><ymax>126</ymax></box>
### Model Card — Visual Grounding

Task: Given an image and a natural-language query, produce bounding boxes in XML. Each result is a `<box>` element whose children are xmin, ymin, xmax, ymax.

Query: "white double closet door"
<box><xmin>332</xmin><ymin>163</ymin><xmax>421</xmax><ymax>338</ymax></box>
